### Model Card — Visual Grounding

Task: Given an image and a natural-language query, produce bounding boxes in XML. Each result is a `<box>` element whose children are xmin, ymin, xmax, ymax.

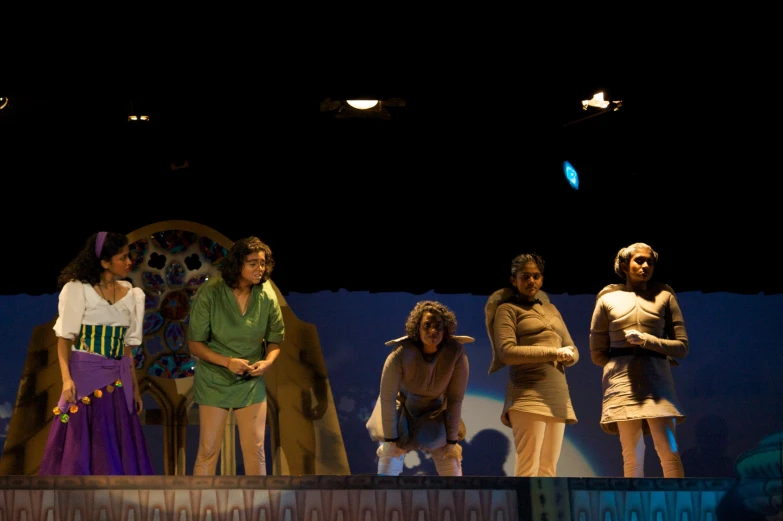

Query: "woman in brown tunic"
<box><xmin>590</xmin><ymin>242</ymin><xmax>688</xmax><ymax>477</ymax></box>
<box><xmin>486</xmin><ymin>253</ymin><xmax>579</xmax><ymax>477</ymax></box>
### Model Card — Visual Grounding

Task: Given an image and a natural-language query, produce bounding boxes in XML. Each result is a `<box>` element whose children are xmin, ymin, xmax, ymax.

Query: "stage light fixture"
<box><xmin>563</xmin><ymin>160</ymin><xmax>580</xmax><ymax>190</ymax></box>
<box><xmin>320</xmin><ymin>97</ymin><xmax>405</xmax><ymax>120</ymax></box>
<box><xmin>565</xmin><ymin>92</ymin><xmax>623</xmax><ymax>127</ymax></box>
<box><xmin>170</xmin><ymin>159</ymin><xmax>189</xmax><ymax>171</ymax></box>
<box><xmin>127</xmin><ymin>101</ymin><xmax>151</xmax><ymax>123</ymax></box>
<box><xmin>582</xmin><ymin>92</ymin><xmax>610</xmax><ymax>110</ymax></box>
<box><xmin>346</xmin><ymin>99</ymin><xmax>379</xmax><ymax>110</ymax></box>
<box><xmin>581</xmin><ymin>92</ymin><xmax>622</xmax><ymax>111</ymax></box>
<box><xmin>0</xmin><ymin>97</ymin><xmax>8</xmax><ymax>110</ymax></box>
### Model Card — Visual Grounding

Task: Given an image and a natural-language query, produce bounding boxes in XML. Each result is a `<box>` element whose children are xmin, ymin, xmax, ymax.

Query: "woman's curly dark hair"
<box><xmin>404</xmin><ymin>300</ymin><xmax>458</xmax><ymax>346</ymax></box>
<box><xmin>220</xmin><ymin>236</ymin><xmax>275</xmax><ymax>288</ymax></box>
<box><xmin>57</xmin><ymin>231</ymin><xmax>129</xmax><ymax>289</ymax></box>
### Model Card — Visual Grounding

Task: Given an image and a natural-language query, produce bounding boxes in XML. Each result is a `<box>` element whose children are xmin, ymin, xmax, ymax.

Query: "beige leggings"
<box><xmin>376</xmin><ymin>443</ymin><xmax>463</xmax><ymax>476</ymax></box>
<box><xmin>616</xmin><ymin>417</ymin><xmax>684</xmax><ymax>478</ymax></box>
<box><xmin>193</xmin><ymin>401</ymin><xmax>268</xmax><ymax>476</ymax></box>
<box><xmin>507</xmin><ymin>410</ymin><xmax>566</xmax><ymax>477</ymax></box>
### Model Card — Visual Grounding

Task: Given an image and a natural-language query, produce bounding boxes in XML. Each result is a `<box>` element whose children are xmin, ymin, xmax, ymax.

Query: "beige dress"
<box><xmin>486</xmin><ymin>289</ymin><xmax>579</xmax><ymax>428</ymax></box>
<box><xmin>589</xmin><ymin>282</ymin><xmax>689</xmax><ymax>435</ymax></box>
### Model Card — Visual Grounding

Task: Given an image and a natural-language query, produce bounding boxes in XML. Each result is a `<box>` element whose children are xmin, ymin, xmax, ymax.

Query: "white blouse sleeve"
<box><xmin>53</xmin><ymin>281</ymin><xmax>86</xmax><ymax>340</ymax></box>
<box><xmin>124</xmin><ymin>287</ymin><xmax>146</xmax><ymax>347</ymax></box>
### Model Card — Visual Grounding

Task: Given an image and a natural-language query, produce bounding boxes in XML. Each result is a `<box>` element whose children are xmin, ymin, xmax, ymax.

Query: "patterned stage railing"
<box><xmin>0</xmin><ymin>474</ymin><xmax>745</xmax><ymax>521</ymax></box>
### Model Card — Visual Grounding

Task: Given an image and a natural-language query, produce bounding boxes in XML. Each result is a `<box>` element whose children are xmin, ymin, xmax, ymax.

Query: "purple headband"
<box><xmin>95</xmin><ymin>231</ymin><xmax>108</xmax><ymax>258</ymax></box>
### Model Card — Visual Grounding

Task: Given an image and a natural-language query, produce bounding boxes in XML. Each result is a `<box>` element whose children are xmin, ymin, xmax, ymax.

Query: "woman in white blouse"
<box><xmin>38</xmin><ymin>231</ymin><xmax>154</xmax><ymax>475</ymax></box>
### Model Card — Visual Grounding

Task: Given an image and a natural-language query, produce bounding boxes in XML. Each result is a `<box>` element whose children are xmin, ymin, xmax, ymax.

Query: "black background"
<box><xmin>1</xmin><ymin>54</ymin><xmax>777</xmax><ymax>297</ymax></box>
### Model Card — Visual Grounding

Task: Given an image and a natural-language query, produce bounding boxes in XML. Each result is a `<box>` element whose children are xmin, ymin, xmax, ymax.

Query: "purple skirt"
<box><xmin>38</xmin><ymin>351</ymin><xmax>154</xmax><ymax>475</ymax></box>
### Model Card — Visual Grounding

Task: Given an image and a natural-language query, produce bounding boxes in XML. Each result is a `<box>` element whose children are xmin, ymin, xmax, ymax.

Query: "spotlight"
<box><xmin>127</xmin><ymin>101</ymin><xmax>151</xmax><ymax>122</ymax></box>
<box><xmin>0</xmin><ymin>97</ymin><xmax>8</xmax><ymax>110</ymax></box>
<box><xmin>581</xmin><ymin>91</ymin><xmax>622</xmax><ymax>111</ymax></box>
<box><xmin>582</xmin><ymin>92</ymin><xmax>610</xmax><ymax>110</ymax></box>
<box><xmin>320</xmin><ymin>97</ymin><xmax>405</xmax><ymax>120</ymax></box>
<box><xmin>346</xmin><ymin>100</ymin><xmax>379</xmax><ymax>110</ymax></box>
<box><xmin>565</xmin><ymin>92</ymin><xmax>622</xmax><ymax>127</ymax></box>
<box><xmin>563</xmin><ymin>161</ymin><xmax>580</xmax><ymax>190</ymax></box>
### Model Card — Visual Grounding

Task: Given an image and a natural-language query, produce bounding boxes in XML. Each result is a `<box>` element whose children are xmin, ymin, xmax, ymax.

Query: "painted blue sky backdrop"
<box><xmin>2</xmin><ymin>290</ymin><xmax>782</xmax><ymax>477</ymax></box>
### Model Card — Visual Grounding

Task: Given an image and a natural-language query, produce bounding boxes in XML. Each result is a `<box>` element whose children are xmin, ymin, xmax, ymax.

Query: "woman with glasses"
<box><xmin>485</xmin><ymin>253</ymin><xmax>579</xmax><ymax>477</ymax></box>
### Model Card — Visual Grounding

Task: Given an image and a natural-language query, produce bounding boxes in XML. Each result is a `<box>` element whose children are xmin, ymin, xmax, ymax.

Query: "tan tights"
<box><xmin>616</xmin><ymin>417</ymin><xmax>684</xmax><ymax>478</ymax></box>
<box><xmin>507</xmin><ymin>410</ymin><xmax>566</xmax><ymax>477</ymax></box>
<box><xmin>376</xmin><ymin>442</ymin><xmax>463</xmax><ymax>476</ymax></box>
<box><xmin>193</xmin><ymin>401</ymin><xmax>268</xmax><ymax>476</ymax></box>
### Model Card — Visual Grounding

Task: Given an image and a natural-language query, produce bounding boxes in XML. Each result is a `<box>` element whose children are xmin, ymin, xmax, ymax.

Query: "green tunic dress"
<box><xmin>188</xmin><ymin>276</ymin><xmax>285</xmax><ymax>408</ymax></box>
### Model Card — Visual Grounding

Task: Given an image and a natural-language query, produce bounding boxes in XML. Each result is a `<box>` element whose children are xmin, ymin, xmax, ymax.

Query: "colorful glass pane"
<box><xmin>144</xmin><ymin>293</ymin><xmax>160</xmax><ymax>310</ymax></box>
<box><xmin>145</xmin><ymin>335</ymin><xmax>165</xmax><ymax>356</ymax></box>
<box><xmin>166</xmin><ymin>262</ymin><xmax>185</xmax><ymax>287</ymax></box>
<box><xmin>147</xmin><ymin>354</ymin><xmax>196</xmax><ymax>379</ymax></box>
<box><xmin>151</xmin><ymin>230</ymin><xmax>198</xmax><ymax>253</ymax></box>
<box><xmin>200</xmin><ymin>237</ymin><xmax>229</xmax><ymax>266</ymax></box>
<box><xmin>132</xmin><ymin>346</ymin><xmax>145</xmax><ymax>369</ymax></box>
<box><xmin>128</xmin><ymin>239</ymin><xmax>148</xmax><ymax>271</ymax></box>
<box><xmin>165</xmin><ymin>322</ymin><xmax>185</xmax><ymax>351</ymax></box>
<box><xmin>160</xmin><ymin>290</ymin><xmax>190</xmax><ymax>321</ymax></box>
<box><xmin>142</xmin><ymin>272</ymin><xmax>166</xmax><ymax>294</ymax></box>
<box><xmin>186</xmin><ymin>274</ymin><xmax>208</xmax><ymax>286</ymax></box>
<box><xmin>143</xmin><ymin>312</ymin><xmax>164</xmax><ymax>335</ymax></box>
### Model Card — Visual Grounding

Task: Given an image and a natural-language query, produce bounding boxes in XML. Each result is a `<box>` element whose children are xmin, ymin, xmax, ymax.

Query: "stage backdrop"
<box><xmin>0</xmin><ymin>220</ymin><xmax>781</xmax><ymax>478</ymax></box>
<box><xmin>2</xmin><ymin>286</ymin><xmax>782</xmax><ymax>477</ymax></box>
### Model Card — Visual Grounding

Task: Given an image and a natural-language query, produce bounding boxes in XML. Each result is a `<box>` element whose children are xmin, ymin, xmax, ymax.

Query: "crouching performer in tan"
<box><xmin>366</xmin><ymin>300</ymin><xmax>471</xmax><ymax>476</ymax></box>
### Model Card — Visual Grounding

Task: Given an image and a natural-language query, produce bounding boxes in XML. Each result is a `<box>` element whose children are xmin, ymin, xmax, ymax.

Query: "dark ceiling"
<box><xmin>0</xmin><ymin>64</ymin><xmax>777</xmax><ymax>297</ymax></box>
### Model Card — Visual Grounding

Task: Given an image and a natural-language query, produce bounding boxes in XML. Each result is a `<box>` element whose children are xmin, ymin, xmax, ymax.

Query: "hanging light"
<box><xmin>582</xmin><ymin>92</ymin><xmax>610</xmax><ymax>110</ymax></box>
<box><xmin>565</xmin><ymin>92</ymin><xmax>622</xmax><ymax>127</ymax></box>
<box><xmin>346</xmin><ymin>99</ymin><xmax>379</xmax><ymax>110</ymax></box>
<box><xmin>128</xmin><ymin>101</ymin><xmax>151</xmax><ymax>122</ymax></box>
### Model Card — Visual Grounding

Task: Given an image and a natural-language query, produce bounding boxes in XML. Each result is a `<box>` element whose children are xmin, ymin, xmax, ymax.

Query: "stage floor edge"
<box><xmin>0</xmin><ymin>474</ymin><xmax>747</xmax><ymax>520</ymax></box>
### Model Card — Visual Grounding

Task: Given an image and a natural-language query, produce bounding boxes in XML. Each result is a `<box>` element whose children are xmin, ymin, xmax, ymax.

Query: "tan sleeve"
<box><xmin>643</xmin><ymin>292</ymin><xmax>689</xmax><ymax>359</ymax></box>
<box><xmin>590</xmin><ymin>296</ymin><xmax>611</xmax><ymax>366</ymax></box>
<box><xmin>444</xmin><ymin>348</ymin><xmax>469</xmax><ymax>441</ymax></box>
<box><xmin>554</xmin><ymin>306</ymin><xmax>580</xmax><ymax>367</ymax></box>
<box><xmin>494</xmin><ymin>304</ymin><xmax>559</xmax><ymax>364</ymax></box>
<box><xmin>378</xmin><ymin>348</ymin><xmax>403</xmax><ymax>439</ymax></box>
